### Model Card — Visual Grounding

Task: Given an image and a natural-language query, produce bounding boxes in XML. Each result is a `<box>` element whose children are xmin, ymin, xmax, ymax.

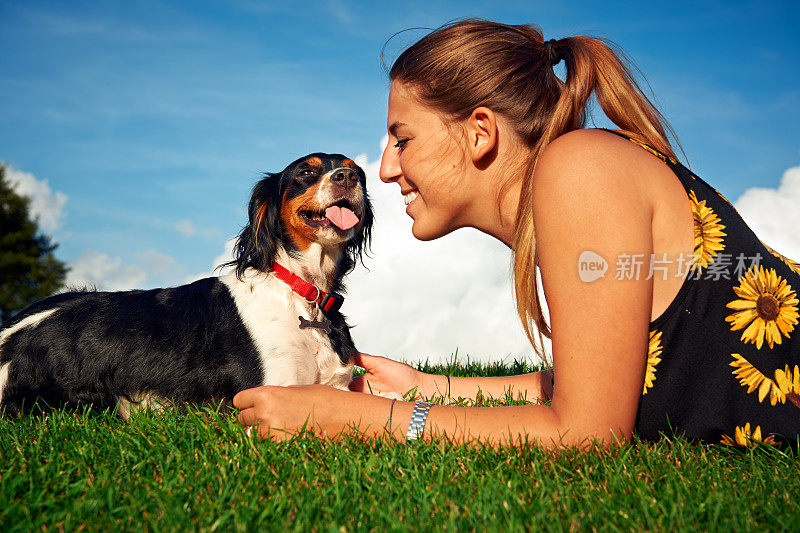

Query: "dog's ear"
<box><xmin>339</xmin><ymin>164</ymin><xmax>374</xmax><ymax>276</ymax></box>
<box><xmin>226</xmin><ymin>172</ymin><xmax>285</xmax><ymax>279</ymax></box>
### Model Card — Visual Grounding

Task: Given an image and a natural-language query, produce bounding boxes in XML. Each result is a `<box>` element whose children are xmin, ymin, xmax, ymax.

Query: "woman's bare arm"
<box><xmin>423</xmin><ymin>370</ymin><xmax>554</xmax><ymax>403</ymax></box>
<box><xmin>350</xmin><ymin>352</ymin><xmax>553</xmax><ymax>403</ymax></box>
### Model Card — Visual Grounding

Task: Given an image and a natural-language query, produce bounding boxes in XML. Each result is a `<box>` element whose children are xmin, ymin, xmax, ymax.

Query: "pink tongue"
<box><xmin>325</xmin><ymin>205</ymin><xmax>360</xmax><ymax>230</ymax></box>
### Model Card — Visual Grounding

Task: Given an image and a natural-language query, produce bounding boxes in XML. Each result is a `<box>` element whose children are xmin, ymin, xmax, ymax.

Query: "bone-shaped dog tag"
<box><xmin>298</xmin><ymin>315</ymin><xmax>332</xmax><ymax>334</ymax></box>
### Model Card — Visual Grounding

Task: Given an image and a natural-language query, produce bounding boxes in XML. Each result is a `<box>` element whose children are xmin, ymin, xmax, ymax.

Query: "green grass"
<box><xmin>1</xmin><ymin>358</ymin><xmax>798</xmax><ymax>532</ymax></box>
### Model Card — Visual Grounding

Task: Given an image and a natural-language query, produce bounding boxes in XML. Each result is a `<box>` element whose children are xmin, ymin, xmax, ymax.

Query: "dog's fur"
<box><xmin>0</xmin><ymin>153</ymin><xmax>373</xmax><ymax>417</ymax></box>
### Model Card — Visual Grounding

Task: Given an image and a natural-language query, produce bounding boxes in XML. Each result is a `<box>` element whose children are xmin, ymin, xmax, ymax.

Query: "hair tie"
<box><xmin>545</xmin><ymin>39</ymin><xmax>562</xmax><ymax>66</ymax></box>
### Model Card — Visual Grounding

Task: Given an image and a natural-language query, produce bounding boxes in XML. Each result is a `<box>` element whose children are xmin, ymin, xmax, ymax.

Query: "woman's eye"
<box><xmin>394</xmin><ymin>139</ymin><xmax>409</xmax><ymax>151</ymax></box>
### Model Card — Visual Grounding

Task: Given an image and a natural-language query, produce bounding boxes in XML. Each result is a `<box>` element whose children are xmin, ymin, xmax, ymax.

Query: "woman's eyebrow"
<box><xmin>388</xmin><ymin>122</ymin><xmax>406</xmax><ymax>136</ymax></box>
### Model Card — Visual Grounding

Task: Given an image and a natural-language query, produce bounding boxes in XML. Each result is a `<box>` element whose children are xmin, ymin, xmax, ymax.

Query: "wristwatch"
<box><xmin>405</xmin><ymin>401</ymin><xmax>433</xmax><ymax>441</ymax></box>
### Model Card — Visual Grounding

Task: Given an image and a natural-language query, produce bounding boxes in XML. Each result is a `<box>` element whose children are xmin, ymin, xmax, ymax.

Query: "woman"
<box><xmin>234</xmin><ymin>19</ymin><xmax>800</xmax><ymax>449</ymax></box>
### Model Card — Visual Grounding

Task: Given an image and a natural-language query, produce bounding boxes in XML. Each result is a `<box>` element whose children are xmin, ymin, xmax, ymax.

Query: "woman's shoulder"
<box><xmin>538</xmin><ymin>128</ymin><xmax>647</xmax><ymax>171</ymax></box>
<box><xmin>534</xmin><ymin>129</ymin><xmax>652</xmax><ymax>197</ymax></box>
<box><xmin>533</xmin><ymin>128</ymin><xmax>668</xmax><ymax>213</ymax></box>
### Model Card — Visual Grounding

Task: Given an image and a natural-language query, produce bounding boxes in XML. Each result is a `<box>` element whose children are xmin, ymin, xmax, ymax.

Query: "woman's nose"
<box><xmin>379</xmin><ymin>143</ymin><xmax>400</xmax><ymax>183</ymax></box>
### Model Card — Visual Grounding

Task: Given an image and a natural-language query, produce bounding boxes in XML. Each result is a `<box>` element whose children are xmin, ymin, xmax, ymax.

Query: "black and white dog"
<box><xmin>0</xmin><ymin>153</ymin><xmax>373</xmax><ymax>417</ymax></box>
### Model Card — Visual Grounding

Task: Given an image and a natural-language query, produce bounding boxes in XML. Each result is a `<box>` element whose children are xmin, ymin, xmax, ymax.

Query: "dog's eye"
<box><xmin>299</xmin><ymin>169</ymin><xmax>318</xmax><ymax>178</ymax></box>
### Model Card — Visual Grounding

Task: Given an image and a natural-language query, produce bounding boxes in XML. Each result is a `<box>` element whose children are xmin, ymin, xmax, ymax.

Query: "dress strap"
<box><xmin>596</xmin><ymin>128</ymin><xmax>678</xmax><ymax>166</ymax></box>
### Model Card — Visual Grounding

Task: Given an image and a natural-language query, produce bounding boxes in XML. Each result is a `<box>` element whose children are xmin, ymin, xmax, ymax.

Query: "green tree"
<box><xmin>0</xmin><ymin>164</ymin><xmax>68</xmax><ymax>325</ymax></box>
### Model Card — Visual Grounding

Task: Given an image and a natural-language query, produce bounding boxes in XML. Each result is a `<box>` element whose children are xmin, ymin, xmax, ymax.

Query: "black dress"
<box><xmin>601</xmin><ymin>128</ymin><xmax>800</xmax><ymax>448</ymax></box>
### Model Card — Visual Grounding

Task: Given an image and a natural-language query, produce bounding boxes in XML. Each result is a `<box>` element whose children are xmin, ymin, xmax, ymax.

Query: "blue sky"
<box><xmin>2</xmin><ymin>0</ymin><xmax>799</xmax><ymax>362</ymax></box>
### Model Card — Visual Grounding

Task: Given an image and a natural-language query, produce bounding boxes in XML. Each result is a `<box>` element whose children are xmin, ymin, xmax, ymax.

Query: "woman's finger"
<box><xmin>240</xmin><ymin>413</ymin><xmax>278</xmax><ymax>441</ymax></box>
<box><xmin>237</xmin><ymin>407</ymin><xmax>259</xmax><ymax>427</ymax></box>
<box><xmin>351</xmin><ymin>374</ymin><xmax>387</xmax><ymax>395</ymax></box>
<box><xmin>232</xmin><ymin>386</ymin><xmax>263</xmax><ymax>409</ymax></box>
<box><xmin>352</xmin><ymin>352</ymin><xmax>384</xmax><ymax>369</ymax></box>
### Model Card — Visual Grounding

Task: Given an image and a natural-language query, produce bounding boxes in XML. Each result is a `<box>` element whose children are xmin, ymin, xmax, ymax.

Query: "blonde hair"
<box><xmin>388</xmin><ymin>19</ymin><xmax>679</xmax><ymax>361</ymax></box>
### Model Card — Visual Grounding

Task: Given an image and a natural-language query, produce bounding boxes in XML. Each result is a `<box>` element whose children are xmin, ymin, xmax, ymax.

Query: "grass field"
<box><xmin>1</xmin><ymin>358</ymin><xmax>798</xmax><ymax>531</ymax></box>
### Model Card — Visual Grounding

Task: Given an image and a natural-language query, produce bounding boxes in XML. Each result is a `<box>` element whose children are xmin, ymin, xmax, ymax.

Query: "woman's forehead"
<box><xmin>386</xmin><ymin>83</ymin><xmax>438</xmax><ymax>129</ymax></box>
<box><xmin>386</xmin><ymin>83</ymin><xmax>408</xmax><ymax>120</ymax></box>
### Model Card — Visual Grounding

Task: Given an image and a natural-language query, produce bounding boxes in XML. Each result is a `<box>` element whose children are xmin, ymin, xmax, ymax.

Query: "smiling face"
<box><xmin>227</xmin><ymin>153</ymin><xmax>373</xmax><ymax>280</ymax></box>
<box><xmin>280</xmin><ymin>154</ymin><xmax>367</xmax><ymax>249</ymax></box>
<box><xmin>379</xmin><ymin>82</ymin><xmax>478</xmax><ymax>241</ymax></box>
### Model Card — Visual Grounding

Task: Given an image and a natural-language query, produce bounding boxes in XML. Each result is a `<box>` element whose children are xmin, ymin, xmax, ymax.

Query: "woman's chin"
<box><xmin>411</xmin><ymin>227</ymin><xmax>435</xmax><ymax>241</ymax></box>
<box><xmin>411</xmin><ymin>219</ymin><xmax>453</xmax><ymax>241</ymax></box>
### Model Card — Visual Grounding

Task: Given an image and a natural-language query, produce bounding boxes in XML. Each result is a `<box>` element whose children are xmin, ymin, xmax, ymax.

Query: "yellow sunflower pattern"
<box><xmin>762</xmin><ymin>242</ymin><xmax>800</xmax><ymax>277</ymax></box>
<box><xmin>720</xmin><ymin>422</ymin><xmax>779</xmax><ymax>448</ymax></box>
<box><xmin>725</xmin><ymin>266</ymin><xmax>799</xmax><ymax>349</ymax></box>
<box><xmin>729</xmin><ymin>354</ymin><xmax>800</xmax><ymax>407</ymax></box>
<box><xmin>617</xmin><ymin>130</ymin><xmax>799</xmax><ymax>444</ymax></box>
<box><xmin>774</xmin><ymin>364</ymin><xmax>800</xmax><ymax>408</ymax></box>
<box><xmin>643</xmin><ymin>329</ymin><xmax>663</xmax><ymax>395</ymax></box>
<box><xmin>627</xmin><ymin>137</ymin><xmax>678</xmax><ymax>165</ymax></box>
<box><xmin>689</xmin><ymin>190</ymin><xmax>727</xmax><ymax>270</ymax></box>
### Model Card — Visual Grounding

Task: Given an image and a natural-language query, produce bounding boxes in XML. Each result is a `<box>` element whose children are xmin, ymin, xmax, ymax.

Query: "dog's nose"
<box><xmin>331</xmin><ymin>168</ymin><xmax>358</xmax><ymax>188</ymax></box>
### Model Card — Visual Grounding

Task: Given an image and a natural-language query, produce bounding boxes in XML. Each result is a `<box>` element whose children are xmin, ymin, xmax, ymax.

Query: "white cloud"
<box><xmin>135</xmin><ymin>249</ymin><xmax>179</xmax><ymax>277</ymax></box>
<box><xmin>212</xmin><ymin>238</ymin><xmax>236</xmax><ymax>274</ymax></box>
<box><xmin>181</xmin><ymin>238</ymin><xmax>236</xmax><ymax>286</ymax></box>
<box><xmin>175</xmin><ymin>218</ymin><xmax>217</xmax><ymax>239</ymax></box>
<box><xmin>66</xmin><ymin>250</ymin><xmax>147</xmax><ymax>291</ymax></box>
<box><xmin>734</xmin><ymin>164</ymin><xmax>800</xmax><ymax>262</ymax></box>
<box><xmin>176</xmin><ymin>219</ymin><xmax>197</xmax><ymax>237</ymax></box>
<box><xmin>344</xmin><ymin>152</ymin><xmax>548</xmax><ymax>366</ymax></box>
<box><xmin>66</xmin><ymin>249</ymin><xmax>187</xmax><ymax>291</ymax></box>
<box><xmin>4</xmin><ymin>164</ymin><xmax>68</xmax><ymax>234</ymax></box>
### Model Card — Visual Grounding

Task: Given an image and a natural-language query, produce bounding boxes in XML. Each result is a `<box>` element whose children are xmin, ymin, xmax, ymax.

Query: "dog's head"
<box><xmin>229</xmin><ymin>153</ymin><xmax>373</xmax><ymax>278</ymax></box>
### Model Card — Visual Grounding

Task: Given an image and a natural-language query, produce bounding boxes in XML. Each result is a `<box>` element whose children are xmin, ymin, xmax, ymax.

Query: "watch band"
<box><xmin>405</xmin><ymin>401</ymin><xmax>433</xmax><ymax>441</ymax></box>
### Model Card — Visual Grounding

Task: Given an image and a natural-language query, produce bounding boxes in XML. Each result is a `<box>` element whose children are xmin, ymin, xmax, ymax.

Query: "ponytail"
<box><xmin>551</xmin><ymin>36</ymin><xmax>678</xmax><ymax>156</ymax></box>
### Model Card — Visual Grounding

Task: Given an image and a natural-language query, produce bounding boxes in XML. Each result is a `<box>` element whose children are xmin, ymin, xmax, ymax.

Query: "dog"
<box><xmin>0</xmin><ymin>153</ymin><xmax>373</xmax><ymax>417</ymax></box>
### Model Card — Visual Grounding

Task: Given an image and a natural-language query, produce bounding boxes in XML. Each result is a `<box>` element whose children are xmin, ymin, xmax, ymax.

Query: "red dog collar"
<box><xmin>270</xmin><ymin>262</ymin><xmax>344</xmax><ymax>313</ymax></box>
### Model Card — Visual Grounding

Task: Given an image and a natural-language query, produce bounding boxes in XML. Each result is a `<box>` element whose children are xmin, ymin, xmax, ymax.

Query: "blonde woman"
<box><xmin>234</xmin><ymin>19</ymin><xmax>800</xmax><ymax>449</ymax></box>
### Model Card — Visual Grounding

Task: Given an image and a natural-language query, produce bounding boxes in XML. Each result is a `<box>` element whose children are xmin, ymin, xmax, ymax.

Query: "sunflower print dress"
<box><xmin>601</xmin><ymin>129</ymin><xmax>800</xmax><ymax>448</ymax></box>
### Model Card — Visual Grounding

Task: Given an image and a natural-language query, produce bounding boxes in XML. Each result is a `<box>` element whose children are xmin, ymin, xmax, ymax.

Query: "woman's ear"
<box><xmin>466</xmin><ymin>106</ymin><xmax>498</xmax><ymax>163</ymax></box>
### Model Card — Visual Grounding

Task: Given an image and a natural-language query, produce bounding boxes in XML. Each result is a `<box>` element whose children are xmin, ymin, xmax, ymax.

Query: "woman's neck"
<box><xmin>459</xmin><ymin>116</ymin><xmax>528</xmax><ymax>248</ymax></box>
<box><xmin>466</xmin><ymin>176</ymin><xmax>522</xmax><ymax>248</ymax></box>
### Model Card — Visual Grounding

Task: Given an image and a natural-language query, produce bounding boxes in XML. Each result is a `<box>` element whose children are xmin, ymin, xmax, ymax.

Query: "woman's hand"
<box><xmin>233</xmin><ymin>384</ymin><xmax>350</xmax><ymax>441</ymax></box>
<box><xmin>348</xmin><ymin>352</ymin><xmax>429</xmax><ymax>398</ymax></box>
